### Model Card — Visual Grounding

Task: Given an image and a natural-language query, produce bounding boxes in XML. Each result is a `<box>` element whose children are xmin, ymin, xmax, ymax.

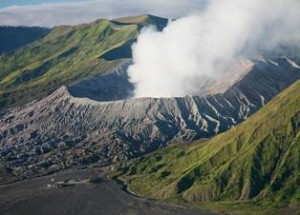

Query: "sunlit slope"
<box><xmin>119</xmin><ymin>80</ymin><xmax>300</xmax><ymax>206</ymax></box>
<box><xmin>0</xmin><ymin>15</ymin><xmax>167</xmax><ymax>110</ymax></box>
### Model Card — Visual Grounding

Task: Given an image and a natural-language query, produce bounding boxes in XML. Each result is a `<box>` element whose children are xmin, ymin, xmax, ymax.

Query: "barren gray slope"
<box><xmin>0</xmin><ymin>169</ymin><xmax>216</xmax><ymax>215</ymax></box>
<box><xmin>0</xmin><ymin>57</ymin><xmax>300</xmax><ymax>178</ymax></box>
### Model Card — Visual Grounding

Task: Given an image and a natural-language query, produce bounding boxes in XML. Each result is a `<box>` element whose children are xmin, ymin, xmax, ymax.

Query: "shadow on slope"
<box><xmin>67</xmin><ymin>61</ymin><xmax>134</xmax><ymax>101</ymax></box>
<box><xmin>0</xmin><ymin>26</ymin><xmax>50</xmax><ymax>54</ymax></box>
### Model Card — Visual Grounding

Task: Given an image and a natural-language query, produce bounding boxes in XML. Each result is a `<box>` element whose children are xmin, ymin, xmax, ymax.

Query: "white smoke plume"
<box><xmin>128</xmin><ymin>0</ymin><xmax>300</xmax><ymax>98</ymax></box>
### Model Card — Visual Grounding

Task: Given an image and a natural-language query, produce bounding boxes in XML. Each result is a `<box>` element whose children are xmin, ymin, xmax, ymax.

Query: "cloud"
<box><xmin>128</xmin><ymin>0</ymin><xmax>300</xmax><ymax>98</ymax></box>
<box><xmin>0</xmin><ymin>0</ymin><xmax>207</xmax><ymax>27</ymax></box>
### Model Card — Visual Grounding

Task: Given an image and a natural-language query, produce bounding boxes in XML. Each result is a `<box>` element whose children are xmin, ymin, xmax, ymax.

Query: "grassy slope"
<box><xmin>116</xmin><ymin>80</ymin><xmax>300</xmax><ymax>215</ymax></box>
<box><xmin>0</xmin><ymin>15</ymin><xmax>167</xmax><ymax>111</ymax></box>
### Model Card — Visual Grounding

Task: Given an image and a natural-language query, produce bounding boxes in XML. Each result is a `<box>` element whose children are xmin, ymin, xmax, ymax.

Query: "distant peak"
<box><xmin>113</xmin><ymin>14</ymin><xmax>167</xmax><ymax>24</ymax></box>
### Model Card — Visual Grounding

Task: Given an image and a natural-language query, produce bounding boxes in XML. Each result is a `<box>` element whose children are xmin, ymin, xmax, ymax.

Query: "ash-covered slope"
<box><xmin>0</xmin><ymin>56</ymin><xmax>300</xmax><ymax>178</ymax></box>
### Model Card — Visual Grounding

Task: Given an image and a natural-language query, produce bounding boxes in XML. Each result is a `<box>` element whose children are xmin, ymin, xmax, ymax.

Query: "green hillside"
<box><xmin>115</xmin><ymin>80</ymin><xmax>300</xmax><ymax>215</ymax></box>
<box><xmin>0</xmin><ymin>15</ymin><xmax>167</xmax><ymax>111</ymax></box>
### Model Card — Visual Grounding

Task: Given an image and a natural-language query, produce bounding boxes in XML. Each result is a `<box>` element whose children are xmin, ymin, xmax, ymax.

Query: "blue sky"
<box><xmin>0</xmin><ymin>0</ymin><xmax>207</xmax><ymax>27</ymax></box>
<box><xmin>0</xmin><ymin>0</ymin><xmax>77</xmax><ymax>8</ymax></box>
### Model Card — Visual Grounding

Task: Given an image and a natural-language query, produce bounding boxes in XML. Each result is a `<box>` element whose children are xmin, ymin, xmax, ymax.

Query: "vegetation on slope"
<box><xmin>116</xmin><ymin>80</ymin><xmax>300</xmax><ymax>214</ymax></box>
<box><xmin>0</xmin><ymin>26</ymin><xmax>50</xmax><ymax>54</ymax></box>
<box><xmin>0</xmin><ymin>15</ymin><xmax>167</xmax><ymax>111</ymax></box>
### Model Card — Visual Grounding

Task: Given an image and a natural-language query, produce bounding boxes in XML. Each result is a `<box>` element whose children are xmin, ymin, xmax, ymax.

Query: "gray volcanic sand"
<box><xmin>0</xmin><ymin>169</ymin><xmax>217</xmax><ymax>215</ymax></box>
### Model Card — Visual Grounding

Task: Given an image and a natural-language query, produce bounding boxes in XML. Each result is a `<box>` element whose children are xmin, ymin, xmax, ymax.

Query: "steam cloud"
<box><xmin>128</xmin><ymin>0</ymin><xmax>300</xmax><ymax>98</ymax></box>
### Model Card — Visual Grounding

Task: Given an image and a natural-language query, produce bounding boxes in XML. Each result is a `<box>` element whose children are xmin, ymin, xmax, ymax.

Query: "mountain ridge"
<box><xmin>0</xmin><ymin>15</ymin><xmax>168</xmax><ymax>111</ymax></box>
<box><xmin>0</xmin><ymin>13</ymin><xmax>299</xmax><ymax>215</ymax></box>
